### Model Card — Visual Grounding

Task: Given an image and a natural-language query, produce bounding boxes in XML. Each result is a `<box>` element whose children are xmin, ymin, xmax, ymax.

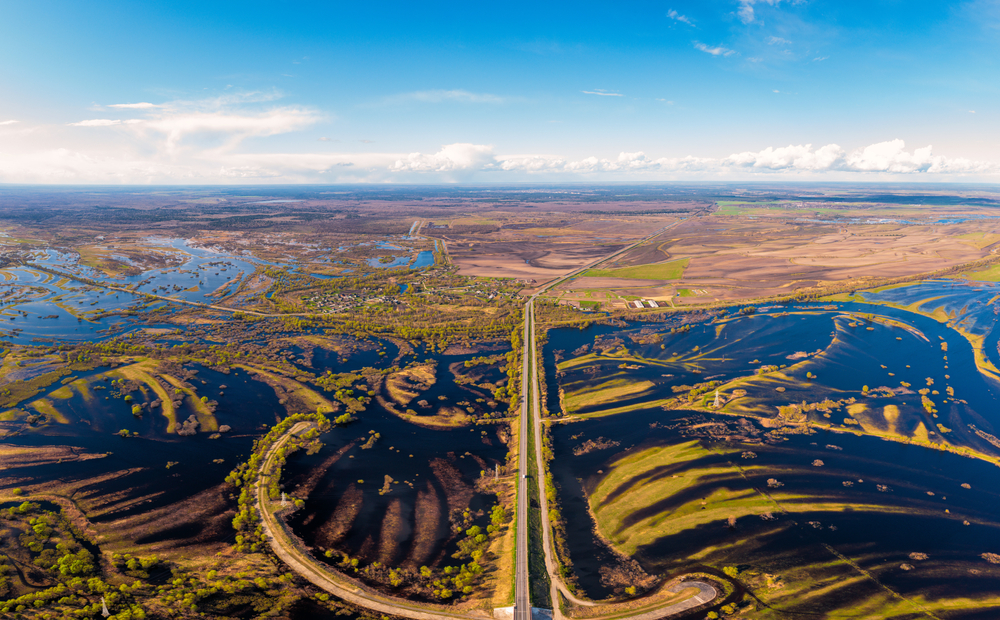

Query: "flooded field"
<box><xmin>550</xmin><ymin>409</ymin><xmax>1000</xmax><ymax>613</ymax></box>
<box><xmin>282</xmin><ymin>344</ymin><xmax>513</xmax><ymax>587</ymax></box>
<box><xmin>542</xmin><ymin>279</ymin><xmax>1000</xmax><ymax>616</ymax></box>
<box><xmin>0</xmin><ymin>360</ymin><xmax>291</xmax><ymax>539</ymax></box>
<box><xmin>0</xmin><ymin>234</ymin><xmax>440</xmax><ymax>343</ymax></box>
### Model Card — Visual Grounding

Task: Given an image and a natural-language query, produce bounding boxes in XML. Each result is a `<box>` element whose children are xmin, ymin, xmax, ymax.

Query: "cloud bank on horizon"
<box><xmin>0</xmin><ymin>0</ymin><xmax>997</xmax><ymax>184</ymax></box>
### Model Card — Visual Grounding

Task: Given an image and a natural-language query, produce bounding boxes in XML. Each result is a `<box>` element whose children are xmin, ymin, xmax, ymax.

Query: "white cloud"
<box><xmin>204</xmin><ymin>90</ymin><xmax>286</xmax><ymax>107</ymax></box>
<box><xmin>388</xmin><ymin>89</ymin><xmax>505</xmax><ymax>104</ymax></box>
<box><xmin>497</xmin><ymin>155</ymin><xmax>567</xmax><ymax>172</ymax></box>
<box><xmin>736</xmin><ymin>0</ymin><xmax>790</xmax><ymax>24</ymax></box>
<box><xmin>0</xmin><ymin>120</ymin><xmax>19</xmax><ymax>126</ymax></box>
<box><xmin>813</xmin><ymin>56</ymin><xmax>829</xmax><ymax>61</ymax></box>
<box><xmin>725</xmin><ymin>143</ymin><xmax>844</xmax><ymax>170</ymax></box>
<box><xmin>68</xmin><ymin>119</ymin><xmax>142</xmax><ymax>127</ymax></box>
<box><xmin>496</xmin><ymin>151</ymin><xmax>715</xmax><ymax>174</ymax></box>
<box><xmin>0</xmin><ymin>148</ymin><xmax>193</xmax><ymax>183</ymax></box>
<box><xmin>842</xmin><ymin>139</ymin><xmax>982</xmax><ymax>173</ymax></box>
<box><xmin>767</xmin><ymin>36</ymin><xmax>791</xmax><ymax>45</ymax></box>
<box><xmin>143</xmin><ymin>108</ymin><xmax>318</xmax><ymax>142</ymax></box>
<box><xmin>492</xmin><ymin>141</ymin><xmax>995</xmax><ymax>177</ymax></box>
<box><xmin>582</xmin><ymin>90</ymin><xmax>625</xmax><ymax>96</ymax></box>
<box><xmin>391</xmin><ymin>143</ymin><xmax>496</xmax><ymax>173</ymax></box>
<box><xmin>724</xmin><ymin>140</ymin><xmax>995</xmax><ymax>174</ymax></box>
<box><xmin>218</xmin><ymin>166</ymin><xmax>283</xmax><ymax>178</ymax></box>
<box><xmin>694</xmin><ymin>42</ymin><xmax>736</xmax><ymax>56</ymax></box>
<box><xmin>667</xmin><ymin>9</ymin><xmax>694</xmax><ymax>25</ymax></box>
<box><xmin>3</xmin><ymin>106</ymin><xmax>998</xmax><ymax>184</ymax></box>
<box><xmin>108</xmin><ymin>102</ymin><xmax>160</xmax><ymax>109</ymax></box>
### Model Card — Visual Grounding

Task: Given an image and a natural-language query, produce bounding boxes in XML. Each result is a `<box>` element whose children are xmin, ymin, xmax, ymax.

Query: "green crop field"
<box><xmin>583</xmin><ymin>258</ymin><xmax>689</xmax><ymax>280</ymax></box>
<box><xmin>960</xmin><ymin>263</ymin><xmax>1000</xmax><ymax>282</ymax></box>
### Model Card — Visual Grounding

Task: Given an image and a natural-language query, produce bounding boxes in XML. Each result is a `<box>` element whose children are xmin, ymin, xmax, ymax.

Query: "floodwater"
<box><xmin>550</xmin><ymin>408</ymin><xmax>1000</xmax><ymax>607</ymax></box>
<box><xmin>543</xmin><ymin>279</ymin><xmax>1000</xmax><ymax>609</ymax></box>
<box><xmin>366</xmin><ymin>249</ymin><xmax>436</xmax><ymax>270</ymax></box>
<box><xmin>0</xmin><ymin>266</ymin><xmax>171</xmax><ymax>344</ymax></box>
<box><xmin>1</xmin><ymin>364</ymin><xmax>286</xmax><ymax>538</ymax></box>
<box><xmin>545</xmin><ymin>287</ymin><xmax>1000</xmax><ymax>456</ymax></box>
<box><xmin>283</xmin><ymin>347</ymin><xmax>511</xmax><ymax>583</ymax></box>
<box><xmin>410</xmin><ymin>251</ymin><xmax>435</xmax><ymax>269</ymax></box>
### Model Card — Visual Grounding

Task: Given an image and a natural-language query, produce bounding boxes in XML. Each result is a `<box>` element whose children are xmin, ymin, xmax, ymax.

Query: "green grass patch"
<box><xmin>591</xmin><ymin>441</ymin><xmax>756</xmax><ymax>554</ymax></box>
<box><xmin>563</xmin><ymin>379</ymin><xmax>654</xmax><ymax>413</ymax></box>
<box><xmin>955</xmin><ymin>232</ymin><xmax>1000</xmax><ymax>250</ymax></box>
<box><xmin>583</xmin><ymin>258</ymin><xmax>689</xmax><ymax>281</ymax></box>
<box><xmin>864</xmin><ymin>281</ymin><xmax>917</xmax><ymax>294</ymax></box>
<box><xmin>960</xmin><ymin>263</ymin><xmax>1000</xmax><ymax>282</ymax></box>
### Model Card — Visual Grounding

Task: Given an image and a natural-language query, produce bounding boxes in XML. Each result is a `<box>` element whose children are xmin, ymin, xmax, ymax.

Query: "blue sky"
<box><xmin>0</xmin><ymin>0</ymin><xmax>998</xmax><ymax>183</ymax></box>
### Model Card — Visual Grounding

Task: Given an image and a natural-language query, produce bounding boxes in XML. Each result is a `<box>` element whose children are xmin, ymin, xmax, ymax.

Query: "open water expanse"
<box><xmin>543</xmin><ymin>280</ymin><xmax>1000</xmax><ymax>613</ymax></box>
<box><xmin>1</xmin><ymin>364</ymin><xmax>284</xmax><ymax>540</ymax></box>
<box><xmin>0</xmin><ymin>236</ymin><xmax>437</xmax><ymax>344</ymax></box>
<box><xmin>282</xmin><ymin>346</ymin><xmax>511</xmax><ymax>582</ymax></box>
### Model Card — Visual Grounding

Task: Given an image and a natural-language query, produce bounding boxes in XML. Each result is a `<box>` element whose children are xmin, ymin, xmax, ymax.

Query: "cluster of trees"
<box><xmin>314</xmin><ymin>370</ymin><xmax>371</xmax><ymax>413</ymax></box>
<box><xmin>0</xmin><ymin>561</ymin><xmax>9</xmax><ymax>599</ymax></box>
<box><xmin>111</xmin><ymin>554</ymin><xmax>164</xmax><ymax>580</ymax></box>
<box><xmin>683</xmin><ymin>380</ymin><xmax>726</xmax><ymax>403</ymax></box>
<box><xmin>1</xmin><ymin>549</ymin><xmax>307</xmax><ymax>618</ymax></box>
<box><xmin>493</xmin><ymin>327</ymin><xmax>522</xmax><ymax>409</ymax></box>
<box><xmin>540</xmin><ymin>425</ymin><xmax>578</xmax><ymax>591</ymax></box>
<box><xmin>330</xmin><ymin>552</ymin><xmax>488</xmax><ymax>601</ymax></box>
<box><xmin>254</xmin><ymin>261</ymin><xmax>526</xmax><ymax>348</ymax></box>
<box><xmin>452</xmin><ymin>504</ymin><xmax>507</xmax><ymax>563</ymax></box>
<box><xmin>0</xmin><ymin>502</ymin><xmax>112</xmax><ymax>617</ymax></box>
<box><xmin>226</xmin><ymin>412</ymin><xmax>331</xmax><ymax>552</ymax></box>
<box><xmin>7</xmin><ymin>503</ymin><xmax>97</xmax><ymax>580</ymax></box>
<box><xmin>318</xmin><ymin>499</ymin><xmax>510</xmax><ymax>601</ymax></box>
<box><xmin>463</xmin><ymin>354</ymin><xmax>505</xmax><ymax>369</ymax></box>
<box><xmin>534</xmin><ymin>299</ymin><xmax>592</xmax><ymax>328</ymax></box>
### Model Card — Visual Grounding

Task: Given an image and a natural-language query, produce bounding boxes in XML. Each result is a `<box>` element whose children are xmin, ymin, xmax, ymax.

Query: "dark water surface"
<box><xmin>1</xmin><ymin>365</ymin><xmax>285</xmax><ymax>533</ymax></box>
<box><xmin>543</xmin><ymin>288</ymin><xmax>1000</xmax><ymax>610</ymax></box>
<box><xmin>283</xmin><ymin>348</ymin><xmax>511</xmax><ymax>574</ymax></box>
<box><xmin>551</xmin><ymin>407</ymin><xmax>1000</xmax><ymax>604</ymax></box>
